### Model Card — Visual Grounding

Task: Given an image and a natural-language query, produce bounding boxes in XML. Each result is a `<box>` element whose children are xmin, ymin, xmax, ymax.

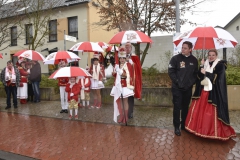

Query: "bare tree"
<box><xmin>17</xmin><ymin>0</ymin><xmax>60</xmax><ymax>50</ymax></box>
<box><xmin>93</xmin><ymin>0</ymin><xmax>214</xmax><ymax>65</ymax></box>
<box><xmin>0</xmin><ymin>0</ymin><xmax>22</xmax><ymax>51</ymax></box>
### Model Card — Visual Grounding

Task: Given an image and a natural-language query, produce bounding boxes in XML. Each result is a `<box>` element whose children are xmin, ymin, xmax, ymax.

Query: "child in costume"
<box><xmin>89</xmin><ymin>52</ymin><xmax>106</xmax><ymax>108</ymax></box>
<box><xmin>78</xmin><ymin>71</ymin><xmax>91</xmax><ymax>109</ymax></box>
<box><xmin>58</xmin><ymin>60</ymin><xmax>69</xmax><ymax>113</ymax></box>
<box><xmin>65</xmin><ymin>77</ymin><xmax>80</xmax><ymax>120</ymax></box>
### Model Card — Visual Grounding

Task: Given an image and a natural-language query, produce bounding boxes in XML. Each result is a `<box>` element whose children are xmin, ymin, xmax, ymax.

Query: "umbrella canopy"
<box><xmin>173</xmin><ymin>26</ymin><xmax>238</xmax><ymax>50</ymax></box>
<box><xmin>109</xmin><ymin>30</ymin><xmax>152</xmax><ymax>44</ymax></box>
<box><xmin>106</xmin><ymin>46</ymin><xmax>119</xmax><ymax>52</ymax></box>
<box><xmin>96</xmin><ymin>42</ymin><xmax>109</xmax><ymax>49</ymax></box>
<box><xmin>13</xmin><ymin>50</ymin><xmax>45</xmax><ymax>61</ymax></box>
<box><xmin>49</xmin><ymin>66</ymin><xmax>92</xmax><ymax>79</ymax></box>
<box><xmin>43</xmin><ymin>51</ymin><xmax>81</xmax><ymax>64</ymax></box>
<box><xmin>70</xmin><ymin>42</ymin><xmax>104</xmax><ymax>52</ymax></box>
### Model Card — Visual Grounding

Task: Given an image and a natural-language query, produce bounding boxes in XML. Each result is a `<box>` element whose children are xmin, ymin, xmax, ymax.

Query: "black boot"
<box><xmin>174</xmin><ymin>127</ymin><xmax>181</xmax><ymax>136</ymax></box>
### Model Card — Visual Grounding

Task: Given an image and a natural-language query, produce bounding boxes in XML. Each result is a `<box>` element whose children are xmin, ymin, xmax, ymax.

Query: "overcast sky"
<box><xmin>154</xmin><ymin>0</ymin><xmax>240</xmax><ymax>36</ymax></box>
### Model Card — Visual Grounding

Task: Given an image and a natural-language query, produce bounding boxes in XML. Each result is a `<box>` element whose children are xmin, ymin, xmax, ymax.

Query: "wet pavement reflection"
<box><xmin>0</xmin><ymin>98</ymin><xmax>240</xmax><ymax>159</ymax></box>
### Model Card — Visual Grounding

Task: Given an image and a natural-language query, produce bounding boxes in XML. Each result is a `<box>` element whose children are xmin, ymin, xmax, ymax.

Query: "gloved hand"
<box><xmin>115</xmin><ymin>64</ymin><xmax>119</xmax><ymax>71</ymax></box>
<box><xmin>70</xmin><ymin>93</ymin><xmax>74</xmax><ymax>96</ymax></box>
<box><xmin>128</xmin><ymin>59</ymin><xmax>133</xmax><ymax>65</ymax></box>
<box><xmin>116</xmin><ymin>68</ymin><xmax>123</xmax><ymax>75</ymax></box>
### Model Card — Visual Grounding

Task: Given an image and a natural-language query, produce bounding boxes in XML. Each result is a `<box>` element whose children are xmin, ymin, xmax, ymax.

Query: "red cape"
<box><xmin>131</xmin><ymin>55</ymin><xmax>142</xmax><ymax>99</ymax></box>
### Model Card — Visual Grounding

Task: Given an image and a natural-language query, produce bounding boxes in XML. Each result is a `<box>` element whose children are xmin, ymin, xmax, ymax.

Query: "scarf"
<box><xmin>5</xmin><ymin>67</ymin><xmax>16</xmax><ymax>83</ymax></box>
<box><xmin>203</xmin><ymin>58</ymin><xmax>220</xmax><ymax>91</ymax></box>
<box><xmin>92</xmin><ymin>63</ymin><xmax>100</xmax><ymax>80</ymax></box>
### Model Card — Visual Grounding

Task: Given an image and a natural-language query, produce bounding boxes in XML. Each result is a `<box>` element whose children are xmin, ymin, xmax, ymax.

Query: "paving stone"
<box><xmin>0</xmin><ymin>98</ymin><xmax>240</xmax><ymax>159</ymax></box>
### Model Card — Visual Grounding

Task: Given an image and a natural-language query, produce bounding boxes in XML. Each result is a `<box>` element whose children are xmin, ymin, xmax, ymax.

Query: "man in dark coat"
<box><xmin>1</xmin><ymin>60</ymin><xmax>21</xmax><ymax>109</ymax></box>
<box><xmin>29</xmin><ymin>60</ymin><xmax>41</xmax><ymax>103</ymax></box>
<box><xmin>168</xmin><ymin>41</ymin><xmax>198</xmax><ymax>136</ymax></box>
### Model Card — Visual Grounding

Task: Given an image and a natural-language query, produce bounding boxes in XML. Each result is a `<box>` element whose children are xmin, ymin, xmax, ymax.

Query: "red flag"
<box><xmin>114</xmin><ymin>45</ymin><xmax>118</xmax><ymax>65</ymax></box>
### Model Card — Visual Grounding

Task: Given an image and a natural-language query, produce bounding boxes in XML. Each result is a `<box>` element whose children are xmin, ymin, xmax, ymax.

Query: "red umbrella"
<box><xmin>14</xmin><ymin>50</ymin><xmax>45</xmax><ymax>61</ymax></box>
<box><xmin>43</xmin><ymin>51</ymin><xmax>81</xmax><ymax>64</ymax></box>
<box><xmin>109</xmin><ymin>30</ymin><xmax>152</xmax><ymax>44</ymax></box>
<box><xmin>173</xmin><ymin>26</ymin><xmax>238</xmax><ymax>50</ymax></box>
<box><xmin>49</xmin><ymin>66</ymin><xmax>92</xmax><ymax>79</ymax></box>
<box><xmin>70</xmin><ymin>42</ymin><xmax>104</xmax><ymax>52</ymax></box>
<box><xmin>96</xmin><ymin>42</ymin><xmax>109</xmax><ymax>49</ymax></box>
<box><xmin>0</xmin><ymin>54</ymin><xmax>3</xmax><ymax>59</ymax></box>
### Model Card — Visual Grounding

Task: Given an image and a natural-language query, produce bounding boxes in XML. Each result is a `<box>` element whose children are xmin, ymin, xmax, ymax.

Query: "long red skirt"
<box><xmin>185</xmin><ymin>90</ymin><xmax>236</xmax><ymax>141</ymax></box>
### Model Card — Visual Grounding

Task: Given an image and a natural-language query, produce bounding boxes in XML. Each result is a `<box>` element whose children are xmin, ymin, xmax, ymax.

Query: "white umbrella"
<box><xmin>173</xmin><ymin>26</ymin><xmax>238</xmax><ymax>50</ymax></box>
<box><xmin>49</xmin><ymin>67</ymin><xmax>92</xmax><ymax>79</ymax></box>
<box><xmin>43</xmin><ymin>51</ymin><xmax>80</xmax><ymax>64</ymax></box>
<box><xmin>70</xmin><ymin>42</ymin><xmax>104</xmax><ymax>52</ymax></box>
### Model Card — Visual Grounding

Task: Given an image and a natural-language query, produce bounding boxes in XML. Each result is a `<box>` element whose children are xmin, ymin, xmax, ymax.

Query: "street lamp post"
<box><xmin>175</xmin><ymin>0</ymin><xmax>180</xmax><ymax>33</ymax></box>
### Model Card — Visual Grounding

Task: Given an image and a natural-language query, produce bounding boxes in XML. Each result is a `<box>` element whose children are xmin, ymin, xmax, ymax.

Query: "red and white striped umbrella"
<box><xmin>70</xmin><ymin>42</ymin><xmax>104</xmax><ymax>52</ymax></box>
<box><xmin>173</xmin><ymin>26</ymin><xmax>238</xmax><ymax>50</ymax></box>
<box><xmin>43</xmin><ymin>51</ymin><xmax>81</xmax><ymax>64</ymax></box>
<box><xmin>96</xmin><ymin>42</ymin><xmax>109</xmax><ymax>49</ymax></box>
<box><xmin>106</xmin><ymin>46</ymin><xmax>119</xmax><ymax>52</ymax></box>
<box><xmin>13</xmin><ymin>50</ymin><xmax>45</xmax><ymax>61</ymax></box>
<box><xmin>109</xmin><ymin>30</ymin><xmax>152</xmax><ymax>44</ymax></box>
<box><xmin>49</xmin><ymin>67</ymin><xmax>92</xmax><ymax>79</ymax></box>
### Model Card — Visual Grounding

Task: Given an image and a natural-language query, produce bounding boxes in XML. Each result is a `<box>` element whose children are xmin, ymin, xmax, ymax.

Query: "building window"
<box><xmin>49</xmin><ymin>20</ymin><xmax>57</xmax><ymax>42</ymax></box>
<box><xmin>237</xmin><ymin>26</ymin><xmax>239</xmax><ymax>31</ymax></box>
<box><xmin>10</xmin><ymin>26</ymin><xmax>17</xmax><ymax>46</ymax></box>
<box><xmin>25</xmin><ymin>24</ymin><xmax>33</xmax><ymax>44</ymax></box>
<box><xmin>68</xmin><ymin>16</ymin><xmax>78</xmax><ymax>38</ymax></box>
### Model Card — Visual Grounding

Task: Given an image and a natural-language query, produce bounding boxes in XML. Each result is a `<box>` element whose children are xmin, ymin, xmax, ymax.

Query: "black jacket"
<box><xmin>168</xmin><ymin>54</ymin><xmax>198</xmax><ymax>90</ymax></box>
<box><xmin>29</xmin><ymin>61</ymin><xmax>41</xmax><ymax>82</ymax></box>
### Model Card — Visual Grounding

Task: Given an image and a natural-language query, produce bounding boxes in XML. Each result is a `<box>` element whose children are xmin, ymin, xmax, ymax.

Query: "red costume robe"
<box><xmin>129</xmin><ymin>54</ymin><xmax>142</xmax><ymax>99</ymax></box>
<box><xmin>65</xmin><ymin>83</ymin><xmax>80</xmax><ymax>102</ymax></box>
<box><xmin>18</xmin><ymin>66</ymin><xmax>28</xmax><ymax>104</ymax></box>
<box><xmin>58</xmin><ymin>77</ymin><xmax>69</xmax><ymax>86</ymax></box>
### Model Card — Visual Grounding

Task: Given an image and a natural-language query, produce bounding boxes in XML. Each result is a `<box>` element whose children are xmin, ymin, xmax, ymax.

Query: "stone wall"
<box><xmin>0</xmin><ymin>86</ymin><xmax>239</xmax><ymax>110</ymax></box>
<box><xmin>101</xmin><ymin>87</ymin><xmax>173</xmax><ymax>107</ymax></box>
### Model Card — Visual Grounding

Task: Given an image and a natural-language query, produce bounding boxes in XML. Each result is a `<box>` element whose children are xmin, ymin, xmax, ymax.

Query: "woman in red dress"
<box><xmin>17</xmin><ymin>61</ymin><xmax>30</xmax><ymax>104</ymax></box>
<box><xmin>185</xmin><ymin>49</ymin><xmax>236</xmax><ymax>140</ymax></box>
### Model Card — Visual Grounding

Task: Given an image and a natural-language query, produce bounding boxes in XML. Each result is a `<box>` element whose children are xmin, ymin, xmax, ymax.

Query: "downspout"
<box><xmin>87</xmin><ymin>2</ymin><xmax>91</xmax><ymax>65</ymax></box>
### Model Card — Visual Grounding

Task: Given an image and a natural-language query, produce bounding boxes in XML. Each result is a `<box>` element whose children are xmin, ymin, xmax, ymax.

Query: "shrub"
<box><xmin>226</xmin><ymin>65</ymin><xmax>240</xmax><ymax>85</ymax></box>
<box><xmin>142</xmin><ymin>64</ymin><xmax>160</xmax><ymax>76</ymax></box>
<box><xmin>104</xmin><ymin>77</ymin><xmax>115</xmax><ymax>87</ymax></box>
<box><xmin>40</xmin><ymin>74</ymin><xmax>59</xmax><ymax>93</ymax></box>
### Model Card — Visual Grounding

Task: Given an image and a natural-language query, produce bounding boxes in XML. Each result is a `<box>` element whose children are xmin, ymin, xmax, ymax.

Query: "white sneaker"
<box><xmin>75</xmin><ymin>115</ymin><xmax>78</xmax><ymax>120</ymax></box>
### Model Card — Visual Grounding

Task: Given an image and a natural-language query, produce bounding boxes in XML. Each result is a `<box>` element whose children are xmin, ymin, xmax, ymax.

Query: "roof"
<box><xmin>51</xmin><ymin>0</ymin><xmax>90</xmax><ymax>8</ymax></box>
<box><xmin>0</xmin><ymin>0</ymin><xmax>90</xmax><ymax>18</ymax></box>
<box><xmin>224</xmin><ymin>12</ymin><xmax>240</xmax><ymax>29</ymax></box>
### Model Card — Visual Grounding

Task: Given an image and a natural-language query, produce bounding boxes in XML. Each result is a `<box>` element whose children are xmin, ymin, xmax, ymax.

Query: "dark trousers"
<box><xmin>27</xmin><ymin>83</ymin><xmax>34</xmax><ymax>102</ymax></box>
<box><xmin>5</xmin><ymin>85</ymin><xmax>17</xmax><ymax>107</ymax></box>
<box><xmin>32</xmin><ymin>81</ymin><xmax>40</xmax><ymax>102</ymax></box>
<box><xmin>172</xmin><ymin>87</ymin><xmax>192</xmax><ymax>129</ymax></box>
<box><xmin>128</xmin><ymin>96</ymin><xmax>134</xmax><ymax>117</ymax></box>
